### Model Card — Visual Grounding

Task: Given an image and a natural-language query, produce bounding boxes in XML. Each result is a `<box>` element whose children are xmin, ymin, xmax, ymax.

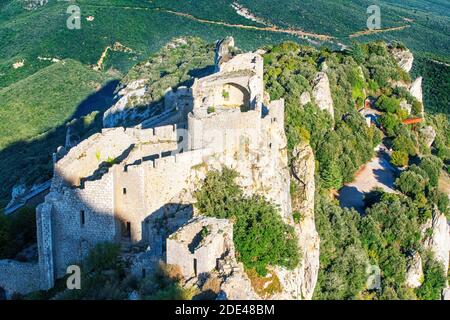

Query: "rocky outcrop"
<box><xmin>273</xmin><ymin>142</ymin><xmax>319</xmax><ymax>300</ymax></box>
<box><xmin>419</xmin><ymin>126</ymin><xmax>436</xmax><ymax>148</ymax></box>
<box><xmin>292</xmin><ymin>142</ymin><xmax>320</xmax><ymax>299</ymax></box>
<box><xmin>218</xmin><ymin>264</ymin><xmax>259</xmax><ymax>300</ymax></box>
<box><xmin>312</xmin><ymin>72</ymin><xmax>334</xmax><ymax>120</ymax></box>
<box><xmin>442</xmin><ymin>288</ymin><xmax>450</xmax><ymax>300</ymax></box>
<box><xmin>391</xmin><ymin>48</ymin><xmax>414</xmax><ymax>73</ymax></box>
<box><xmin>103</xmin><ymin>79</ymin><xmax>149</xmax><ymax>127</ymax></box>
<box><xmin>299</xmin><ymin>92</ymin><xmax>311</xmax><ymax>106</ymax></box>
<box><xmin>22</xmin><ymin>0</ymin><xmax>48</xmax><ymax>10</ymax></box>
<box><xmin>405</xmin><ymin>252</ymin><xmax>423</xmax><ymax>288</ymax></box>
<box><xmin>422</xmin><ymin>208</ymin><xmax>450</xmax><ymax>276</ymax></box>
<box><xmin>215</xmin><ymin>37</ymin><xmax>235</xmax><ymax>71</ymax></box>
<box><xmin>400</xmin><ymin>99</ymin><xmax>412</xmax><ymax>115</ymax></box>
<box><xmin>409</xmin><ymin>77</ymin><xmax>423</xmax><ymax>104</ymax></box>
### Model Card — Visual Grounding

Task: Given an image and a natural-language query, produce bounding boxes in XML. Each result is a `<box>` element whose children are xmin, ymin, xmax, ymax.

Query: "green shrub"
<box><xmin>416</xmin><ymin>252</ymin><xmax>446</xmax><ymax>300</ymax></box>
<box><xmin>376</xmin><ymin>95</ymin><xmax>400</xmax><ymax>113</ymax></box>
<box><xmin>86</xmin><ymin>242</ymin><xmax>121</xmax><ymax>273</ymax></box>
<box><xmin>0</xmin><ymin>206</ymin><xmax>36</xmax><ymax>259</ymax></box>
<box><xmin>391</xmin><ymin>150</ymin><xmax>409</xmax><ymax>167</ymax></box>
<box><xmin>195</xmin><ymin>168</ymin><xmax>300</xmax><ymax>276</ymax></box>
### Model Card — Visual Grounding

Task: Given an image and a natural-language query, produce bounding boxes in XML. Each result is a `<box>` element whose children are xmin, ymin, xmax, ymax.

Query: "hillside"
<box><xmin>0</xmin><ymin>59</ymin><xmax>112</xmax><ymax>207</ymax></box>
<box><xmin>1</xmin><ymin>36</ymin><xmax>448</xmax><ymax>300</ymax></box>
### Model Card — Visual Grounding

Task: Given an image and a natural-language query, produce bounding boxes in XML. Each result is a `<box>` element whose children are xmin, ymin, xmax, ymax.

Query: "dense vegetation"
<box><xmin>194</xmin><ymin>168</ymin><xmax>299</xmax><ymax>276</ymax></box>
<box><xmin>261</xmin><ymin>40</ymin><xmax>449</xmax><ymax>299</ymax></box>
<box><xmin>313</xmin><ymin>194</ymin><xmax>368</xmax><ymax>300</ymax></box>
<box><xmin>264</xmin><ymin>41</ymin><xmax>382</xmax><ymax>189</ymax></box>
<box><xmin>0</xmin><ymin>207</ymin><xmax>36</xmax><ymax>260</ymax></box>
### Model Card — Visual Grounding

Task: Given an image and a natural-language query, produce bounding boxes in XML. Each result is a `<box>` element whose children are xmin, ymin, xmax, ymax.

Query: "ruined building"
<box><xmin>0</xmin><ymin>38</ymin><xmax>293</xmax><ymax>296</ymax></box>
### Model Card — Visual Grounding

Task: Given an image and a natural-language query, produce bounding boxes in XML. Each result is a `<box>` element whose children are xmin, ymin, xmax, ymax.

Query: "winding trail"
<box><xmin>87</xmin><ymin>3</ymin><xmax>416</xmax><ymax>54</ymax></box>
<box><xmin>158</xmin><ymin>9</ymin><xmax>334</xmax><ymax>41</ymax></box>
<box><xmin>349</xmin><ymin>25</ymin><xmax>410</xmax><ymax>38</ymax></box>
<box><xmin>86</xmin><ymin>4</ymin><xmax>334</xmax><ymax>41</ymax></box>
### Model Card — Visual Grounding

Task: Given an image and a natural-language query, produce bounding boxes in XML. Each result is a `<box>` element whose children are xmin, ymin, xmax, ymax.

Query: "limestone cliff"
<box><xmin>312</xmin><ymin>72</ymin><xmax>334</xmax><ymax>120</ymax></box>
<box><xmin>405</xmin><ymin>252</ymin><xmax>423</xmax><ymax>289</ymax></box>
<box><xmin>409</xmin><ymin>77</ymin><xmax>424</xmax><ymax>104</ymax></box>
<box><xmin>103</xmin><ymin>79</ymin><xmax>149</xmax><ymax>128</ymax></box>
<box><xmin>281</xmin><ymin>142</ymin><xmax>319</xmax><ymax>300</ymax></box>
<box><xmin>422</xmin><ymin>208</ymin><xmax>450</xmax><ymax>275</ymax></box>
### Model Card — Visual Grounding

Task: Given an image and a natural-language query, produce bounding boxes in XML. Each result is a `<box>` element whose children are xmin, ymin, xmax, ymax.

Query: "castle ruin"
<box><xmin>0</xmin><ymin>38</ymin><xmax>291</xmax><ymax>296</ymax></box>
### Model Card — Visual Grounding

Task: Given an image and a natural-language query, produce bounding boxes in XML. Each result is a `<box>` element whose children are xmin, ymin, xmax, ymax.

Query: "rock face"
<box><xmin>215</xmin><ymin>37</ymin><xmax>235</xmax><ymax>71</ymax></box>
<box><xmin>442</xmin><ymin>288</ymin><xmax>450</xmax><ymax>300</ymax></box>
<box><xmin>400</xmin><ymin>99</ymin><xmax>412</xmax><ymax>115</ymax></box>
<box><xmin>312</xmin><ymin>72</ymin><xmax>334</xmax><ymax>120</ymax></box>
<box><xmin>391</xmin><ymin>48</ymin><xmax>414</xmax><ymax>73</ymax></box>
<box><xmin>422</xmin><ymin>208</ymin><xmax>450</xmax><ymax>276</ymax></box>
<box><xmin>409</xmin><ymin>77</ymin><xmax>423</xmax><ymax>104</ymax></box>
<box><xmin>299</xmin><ymin>92</ymin><xmax>311</xmax><ymax>106</ymax></box>
<box><xmin>273</xmin><ymin>142</ymin><xmax>319</xmax><ymax>300</ymax></box>
<box><xmin>103</xmin><ymin>79</ymin><xmax>148</xmax><ymax>127</ymax></box>
<box><xmin>405</xmin><ymin>252</ymin><xmax>423</xmax><ymax>289</ymax></box>
<box><xmin>22</xmin><ymin>0</ymin><xmax>48</xmax><ymax>10</ymax></box>
<box><xmin>420</xmin><ymin>126</ymin><xmax>437</xmax><ymax>148</ymax></box>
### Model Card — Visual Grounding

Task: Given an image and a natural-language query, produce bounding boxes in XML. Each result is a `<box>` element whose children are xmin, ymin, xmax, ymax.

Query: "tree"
<box><xmin>395</xmin><ymin>171</ymin><xmax>425</xmax><ymax>198</ymax></box>
<box><xmin>321</xmin><ymin>161</ymin><xmax>343</xmax><ymax>190</ymax></box>
<box><xmin>349</xmin><ymin>42</ymin><xmax>366</xmax><ymax>64</ymax></box>
<box><xmin>376</xmin><ymin>95</ymin><xmax>400</xmax><ymax>113</ymax></box>
<box><xmin>392</xmin><ymin>133</ymin><xmax>417</xmax><ymax>156</ymax></box>
<box><xmin>391</xmin><ymin>150</ymin><xmax>409</xmax><ymax>167</ymax></box>
<box><xmin>418</xmin><ymin>156</ymin><xmax>442</xmax><ymax>188</ymax></box>
<box><xmin>381</xmin><ymin>113</ymin><xmax>401</xmax><ymax>136</ymax></box>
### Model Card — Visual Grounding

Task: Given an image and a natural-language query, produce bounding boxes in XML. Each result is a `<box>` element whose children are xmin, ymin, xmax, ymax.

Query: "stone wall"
<box><xmin>166</xmin><ymin>217</ymin><xmax>233</xmax><ymax>278</ymax></box>
<box><xmin>36</xmin><ymin>202</ymin><xmax>55</xmax><ymax>290</ymax></box>
<box><xmin>0</xmin><ymin>260</ymin><xmax>40</xmax><ymax>296</ymax></box>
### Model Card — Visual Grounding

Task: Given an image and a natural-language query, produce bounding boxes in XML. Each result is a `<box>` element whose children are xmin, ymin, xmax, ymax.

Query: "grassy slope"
<box><xmin>0</xmin><ymin>59</ymin><xmax>106</xmax><ymax>149</ymax></box>
<box><xmin>0</xmin><ymin>59</ymin><xmax>108</xmax><ymax>207</ymax></box>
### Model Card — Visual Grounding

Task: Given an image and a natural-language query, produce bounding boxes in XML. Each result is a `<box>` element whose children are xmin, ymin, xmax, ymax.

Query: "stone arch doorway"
<box><xmin>217</xmin><ymin>83</ymin><xmax>250</xmax><ymax>111</ymax></box>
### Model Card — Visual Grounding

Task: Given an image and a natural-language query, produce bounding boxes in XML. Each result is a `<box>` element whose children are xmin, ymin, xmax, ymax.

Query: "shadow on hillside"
<box><xmin>338</xmin><ymin>186</ymin><xmax>365</xmax><ymax>214</ymax></box>
<box><xmin>0</xmin><ymin>80</ymin><xmax>119</xmax><ymax>209</ymax></box>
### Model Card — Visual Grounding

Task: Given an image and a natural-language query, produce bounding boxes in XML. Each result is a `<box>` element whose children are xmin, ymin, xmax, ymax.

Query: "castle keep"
<box><xmin>0</xmin><ymin>38</ymin><xmax>291</xmax><ymax>295</ymax></box>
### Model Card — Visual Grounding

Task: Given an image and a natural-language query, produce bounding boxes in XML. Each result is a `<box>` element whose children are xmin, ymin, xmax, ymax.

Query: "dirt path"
<box><xmin>86</xmin><ymin>4</ymin><xmax>334</xmax><ymax>41</ymax></box>
<box><xmin>94</xmin><ymin>42</ymin><xmax>135</xmax><ymax>71</ymax></box>
<box><xmin>349</xmin><ymin>25</ymin><xmax>410</xmax><ymax>38</ymax></box>
<box><xmin>158</xmin><ymin>8</ymin><xmax>334</xmax><ymax>41</ymax></box>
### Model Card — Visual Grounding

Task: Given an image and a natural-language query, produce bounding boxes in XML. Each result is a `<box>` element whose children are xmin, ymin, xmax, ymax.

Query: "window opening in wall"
<box><xmin>123</xmin><ymin>187</ymin><xmax>127</xmax><ymax>195</ymax></box>
<box><xmin>126</xmin><ymin>222</ymin><xmax>131</xmax><ymax>238</ymax></box>
<box><xmin>193</xmin><ymin>258</ymin><xmax>198</xmax><ymax>276</ymax></box>
<box><xmin>80</xmin><ymin>210</ymin><xmax>85</xmax><ymax>226</ymax></box>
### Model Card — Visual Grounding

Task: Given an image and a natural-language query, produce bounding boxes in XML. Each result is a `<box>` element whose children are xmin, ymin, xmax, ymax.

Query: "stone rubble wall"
<box><xmin>0</xmin><ymin>260</ymin><xmax>40</xmax><ymax>296</ymax></box>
